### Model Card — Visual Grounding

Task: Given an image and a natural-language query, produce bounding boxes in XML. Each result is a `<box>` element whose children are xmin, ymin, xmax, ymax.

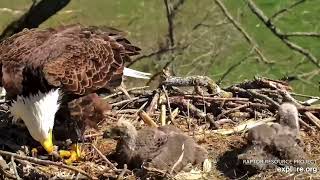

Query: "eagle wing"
<box><xmin>0</xmin><ymin>25</ymin><xmax>140</xmax><ymax>98</ymax></box>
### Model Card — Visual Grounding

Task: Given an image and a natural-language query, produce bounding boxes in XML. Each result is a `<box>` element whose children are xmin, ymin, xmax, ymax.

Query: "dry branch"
<box><xmin>0</xmin><ymin>0</ymin><xmax>70</xmax><ymax>41</ymax></box>
<box><xmin>162</xmin><ymin>76</ymin><xmax>222</xmax><ymax>94</ymax></box>
<box><xmin>269</xmin><ymin>0</ymin><xmax>306</xmax><ymax>20</ymax></box>
<box><xmin>127</xmin><ymin>47</ymin><xmax>177</xmax><ymax>67</ymax></box>
<box><xmin>246</xmin><ymin>0</ymin><xmax>320</xmax><ymax>68</ymax></box>
<box><xmin>284</xmin><ymin>32</ymin><xmax>320</xmax><ymax>38</ymax></box>
<box><xmin>218</xmin><ymin>48</ymin><xmax>254</xmax><ymax>84</ymax></box>
<box><xmin>139</xmin><ymin>110</ymin><xmax>159</xmax><ymax>127</ymax></box>
<box><xmin>216</xmin><ymin>104</ymin><xmax>250</xmax><ymax>120</ymax></box>
<box><xmin>182</xmin><ymin>95</ymin><xmax>249</xmax><ymax>102</ymax></box>
<box><xmin>91</xmin><ymin>144</ymin><xmax>117</xmax><ymax>170</ymax></box>
<box><xmin>0</xmin><ymin>150</ymin><xmax>95</xmax><ymax>179</ymax></box>
<box><xmin>214</xmin><ymin>0</ymin><xmax>273</xmax><ymax>64</ymax></box>
<box><xmin>304</xmin><ymin>112</ymin><xmax>320</xmax><ymax>130</ymax></box>
<box><xmin>103</xmin><ymin>86</ymin><xmax>149</xmax><ymax>100</ymax></box>
<box><xmin>169</xmin><ymin>96</ymin><xmax>217</xmax><ymax>128</ymax></box>
<box><xmin>146</xmin><ymin>91</ymin><xmax>160</xmax><ymax>114</ymax></box>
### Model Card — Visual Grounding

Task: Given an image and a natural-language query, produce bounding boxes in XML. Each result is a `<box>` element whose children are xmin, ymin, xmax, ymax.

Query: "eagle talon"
<box><xmin>59</xmin><ymin>144</ymin><xmax>82</xmax><ymax>165</ymax></box>
<box><xmin>31</xmin><ymin>148</ymin><xmax>38</xmax><ymax>157</ymax></box>
<box><xmin>59</xmin><ymin>150</ymin><xmax>72</xmax><ymax>159</ymax></box>
<box><xmin>64</xmin><ymin>150</ymin><xmax>79</xmax><ymax>165</ymax></box>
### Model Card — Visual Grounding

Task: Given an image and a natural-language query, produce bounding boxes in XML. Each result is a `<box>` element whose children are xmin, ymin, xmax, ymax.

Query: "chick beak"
<box><xmin>41</xmin><ymin>129</ymin><xmax>54</xmax><ymax>154</ymax></box>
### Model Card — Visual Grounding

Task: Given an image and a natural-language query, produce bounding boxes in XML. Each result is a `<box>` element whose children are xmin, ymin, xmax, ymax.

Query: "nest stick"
<box><xmin>0</xmin><ymin>150</ymin><xmax>95</xmax><ymax>180</ymax></box>
<box><xmin>146</xmin><ymin>91</ymin><xmax>160</xmax><ymax>114</ymax></box>
<box><xmin>217</xmin><ymin>104</ymin><xmax>250</xmax><ymax>120</ymax></box>
<box><xmin>10</xmin><ymin>156</ymin><xmax>21</xmax><ymax>180</ymax></box>
<box><xmin>103</xmin><ymin>86</ymin><xmax>149</xmax><ymax>99</ymax></box>
<box><xmin>160</xmin><ymin>104</ymin><xmax>167</xmax><ymax>126</ymax></box>
<box><xmin>139</xmin><ymin>110</ymin><xmax>158</xmax><ymax>128</ymax></box>
<box><xmin>162</xmin><ymin>86</ymin><xmax>174</xmax><ymax>122</ymax></box>
<box><xmin>170</xmin><ymin>108</ymin><xmax>180</xmax><ymax>121</ymax></box>
<box><xmin>116</xmin><ymin>164</ymin><xmax>127</xmax><ymax>180</ymax></box>
<box><xmin>304</xmin><ymin>112</ymin><xmax>320</xmax><ymax>130</ymax></box>
<box><xmin>91</xmin><ymin>144</ymin><xmax>117</xmax><ymax>170</ymax></box>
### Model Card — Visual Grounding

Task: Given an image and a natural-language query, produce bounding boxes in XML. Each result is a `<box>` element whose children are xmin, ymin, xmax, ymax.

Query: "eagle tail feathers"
<box><xmin>123</xmin><ymin>68</ymin><xmax>151</xmax><ymax>79</ymax></box>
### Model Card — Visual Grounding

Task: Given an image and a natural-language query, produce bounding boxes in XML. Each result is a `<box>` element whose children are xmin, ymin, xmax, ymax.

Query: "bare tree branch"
<box><xmin>146</xmin><ymin>0</ymin><xmax>187</xmax><ymax>84</ymax></box>
<box><xmin>214</xmin><ymin>0</ymin><xmax>274</xmax><ymax>64</ymax></box>
<box><xmin>217</xmin><ymin>48</ymin><xmax>254</xmax><ymax>84</ymax></box>
<box><xmin>283</xmin><ymin>32</ymin><xmax>320</xmax><ymax>38</ymax></box>
<box><xmin>164</xmin><ymin>0</ymin><xmax>179</xmax><ymax>47</ymax></box>
<box><xmin>0</xmin><ymin>0</ymin><xmax>70</xmax><ymax>41</ymax></box>
<box><xmin>246</xmin><ymin>0</ymin><xmax>320</xmax><ymax>68</ymax></box>
<box><xmin>127</xmin><ymin>46</ymin><xmax>177</xmax><ymax>67</ymax></box>
<box><xmin>270</xmin><ymin>0</ymin><xmax>306</xmax><ymax>21</ymax></box>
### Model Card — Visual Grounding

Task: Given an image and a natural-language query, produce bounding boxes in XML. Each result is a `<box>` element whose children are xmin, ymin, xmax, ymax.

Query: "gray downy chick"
<box><xmin>277</xmin><ymin>103</ymin><xmax>300</xmax><ymax>137</ymax></box>
<box><xmin>271</xmin><ymin>134</ymin><xmax>308</xmax><ymax>167</ymax></box>
<box><xmin>104</xmin><ymin>120</ymin><xmax>208</xmax><ymax>174</ymax></box>
<box><xmin>238</xmin><ymin>145</ymin><xmax>279</xmax><ymax>171</ymax></box>
<box><xmin>247</xmin><ymin>124</ymin><xmax>278</xmax><ymax>146</ymax></box>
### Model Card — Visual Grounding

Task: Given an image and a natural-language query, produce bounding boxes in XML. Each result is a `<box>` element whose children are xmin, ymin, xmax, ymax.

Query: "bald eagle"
<box><xmin>0</xmin><ymin>24</ymin><xmax>149</xmax><ymax>160</ymax></box>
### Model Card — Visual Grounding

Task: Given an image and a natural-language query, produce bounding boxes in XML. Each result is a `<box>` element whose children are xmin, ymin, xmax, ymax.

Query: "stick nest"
<box><xmin>0</xmin><ymin>75</ymin><xmax>319</xmax><ymax>179</ymax></box>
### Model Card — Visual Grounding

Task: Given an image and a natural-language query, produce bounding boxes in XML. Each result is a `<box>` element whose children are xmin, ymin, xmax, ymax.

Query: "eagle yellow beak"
<box><xmin>41</xmin><ymin>129</ymin><xmax>54</xmax><ymax>154</ymax></box>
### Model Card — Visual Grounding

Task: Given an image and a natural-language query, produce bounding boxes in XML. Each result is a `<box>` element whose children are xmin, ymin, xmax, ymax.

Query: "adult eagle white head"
<box><xmin>0</xmin><ymin>24</ymin><xmax>149</xmax><ymax>160</ymax></box>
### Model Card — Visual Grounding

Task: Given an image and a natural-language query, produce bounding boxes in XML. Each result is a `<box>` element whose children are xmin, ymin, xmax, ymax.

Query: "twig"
<box><xmin>214</xmin><ymin>0</ymin><xmax>273</xmax><ymax>64</ymax></box>
<box><xmin>218</xmin><ymin>48</ymin><xmax>254</xmax><ymax>84</ymax></box>
<box><xmin>117</xmin><ymin>164</ymin><xmax>127</xmax><ymax>180</ymax></box>
<box><xmin>91</xmin><ymin>144</ymin><xmax>117</xmax><ymax>170</ymax></box>
<box><xmin>0</xmin><ymin>150</ymin><xmax>95</xmax><ymax>179</ymax></box>
<box><xmin>213</xmin><ymin>117</ymin><xmax>276</xmax><ymax>135</ymax></box>
<box><xmin>246</xmin><ymin>0</ymin><xmax>320</xmax><ymax>68</ymax></box>
<box><xmin>182</xmin><ymin>95</ymin><xmax>249</xmax><ymax>102</ymax></box>
<box><xmin>84</xmin><ymin>133</ymin><xmax>103</xmax><ymax>140</ymax></box>
<box><xmin>162</xmin><ymin>76</ymin><xmax>222</xmax><ymax>94</ymax></box>
<box><xmin>162</xmin><ymin>85</ymin><xmax>174</xmax><ymax>123</ymax></box>
<box><xmin>283</xmin><ymin>32</ymin><xmax>320</xmax><ymax>38</ymax></box>
<box><xmin>163</xmin><ymin>0</ymin><xmax>185</xmax><ymax>47</ymax></box>
<box><xmin>304</xmin><ymin>112</ymin><xmax>320</xmax><ymax>130</ymax></box>
<box><xmin>163</xmin><ymin>0</ymin><xmax>175</xmax><ymax>47</ymax></box>
<box><xmin>116</xmin><ymin>109</ymin><xmax>139</xmax><ymax>114</ymax></box>
<box><xmin>217</xmin><ymin>103</ymin><xmax>250</xmax><ymax>120</ymax></box>
<box><xmin>0</xmin><ymin>0</ymin><xmax>71</xmax><ymax>41</ymax></box>
<box><xmin>170</xmin><ymin>108</ymin><xmax>180</xmax><ymax>121</ymax></box>
<box><xmin>138</xmin><ymin>110</ymin><xmax>159</xmax><ymax>128</ymax></box>
<box><xmin>248</xmin><ymin>89</ymin><xmax>280</xmax><ymax>108</ymax></box>
<box><xmin>103</xmin><ymin>86</ymin><xmax>149</xmax><ymax>99</ymax></box>
<box><xmin>215</xmin><ymin>118</ymin><xmax>236</xmax><ymax>125</ymax></box>
<box><xmin>170</xmin><ymin>97</ymin><xmax>217</xmax><ymax>128</ymax></box>
<box><xmin>10</xmin><ymin>156</ymin><xmax>21</xmax><ymax>180</ymax></box>
<box><xmin>160</xmin><ymin>102</ymin><xmax>167</xmax><ymax>126</ymax></box>
<box><xmin>146</xmin><ymin>90</ymin><xmax>160</xmax><ymax>114</ymax></box>
<box><xmin>0</xmin><ymin>155</ymin><xmax>15</xmax><ymax>179</ymax></box>
<box><xmin>148</xmin><ymin>0</ymin><xmax>186</xmax><ymax>83</ymax></box>
<box><xmin>127</xmin><ymin>47</ymin><xmax>177</xmax><ymax>67</ymax></box>
<box><xmin>117</xmin><ymin>85</ymin><xmax>132</xmax><ymax>100</ymax></box>
<box><xmin>135</xmin><ymin>101</ymin><xmax>148</xmax><ymax>118</ymax></box>
<box><xmin>111</xmin><ymin>97</ymin><xmax>140</xmax><ymax>107</ymax></box>
<box><xmin>147</xmin><ymin>59</ymin><xmax>176</xmax><ymax>86</ymax></box>
<box><xmin>269</xmin><ymin>0</ymin><xmax>306</xmax><ymax>21</ymax></box>
<box><xmin>235</xmin><ymin>101</ymin><xmax>270</xmax><ymax>109</ymax></box>
<box><xmin>171</xmin><ymin>0</ymin><xmax>186</xmax><ymax>17</ymax></box>
<box><xmin>231</xmin><ymin>87</ymin><xmax>280</xmax><ymax>108</ymax></box>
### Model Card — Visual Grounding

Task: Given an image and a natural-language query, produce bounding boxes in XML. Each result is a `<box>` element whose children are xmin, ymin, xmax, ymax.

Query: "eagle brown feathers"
<box><xmin>0</xmin><ymin>24</ymin><xmax>141</xmax><ymax>144</ymax></box>
<box><xmin>0</xmin><ymin>24</ymin><xmax>140</xmax><ymax>97</ymax></box>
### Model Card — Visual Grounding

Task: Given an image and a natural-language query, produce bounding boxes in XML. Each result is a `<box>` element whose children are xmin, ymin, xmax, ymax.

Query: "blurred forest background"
<box><xmin>0</xmin><ymin>0</ymin><xmax>319</xmax><ymax>96</ymax></box>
